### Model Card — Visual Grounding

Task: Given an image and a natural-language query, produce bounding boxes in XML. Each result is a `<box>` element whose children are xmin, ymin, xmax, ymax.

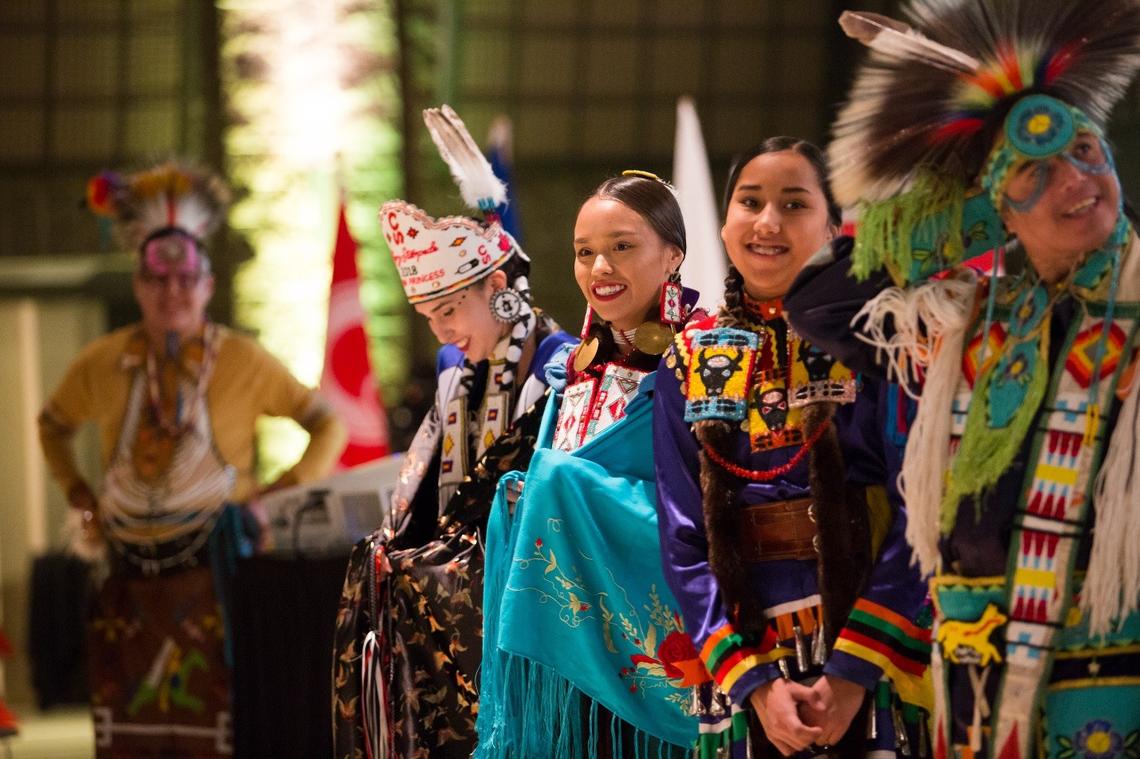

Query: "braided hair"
<box><xmin>692</xmin><ymin>138</ymin><xmax>851</xmax><ymax>635</ymax></box>
<box><xmin>493</xmin><ymin>249</ymin><xmax>537</xmax><ymax>388</ymax></box>
<box><xmin>691</xmin><ymin>265</ymin><xmax>762</xmax><ymax>630</ymax></box>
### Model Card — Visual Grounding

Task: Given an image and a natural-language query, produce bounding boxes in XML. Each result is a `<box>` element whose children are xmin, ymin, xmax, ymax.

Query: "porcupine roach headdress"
<box><xmin>830</xmin><ymin>0</ymin><xmax>1140</xmax><ymax>285</ymax></box>
<box><xmin>86</xmin><ymin>162</ymin><xmax>231</xmax><ymax>275</ymax></box>
<box><xmin>832</xmin><ymin>0</ymin><xmax>1140</xmax><ymax>635</ymax></box>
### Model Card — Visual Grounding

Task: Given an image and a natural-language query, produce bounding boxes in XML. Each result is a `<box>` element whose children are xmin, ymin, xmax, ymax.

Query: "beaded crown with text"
<box><xmin>382</xmin><ymin>104</ymin><xmax>527</xmax><ymax>304</ymax></box>
<box><xmin>381</xmin><ymin>201</ymin><xmax>519</xmax><ymax>303</ymax></box>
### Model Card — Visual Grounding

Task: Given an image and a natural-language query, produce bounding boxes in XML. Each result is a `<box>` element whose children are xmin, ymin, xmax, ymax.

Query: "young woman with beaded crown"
<box><xmin>476</xmin><ymin>171</ymin><xmax>709</xmax><ymax>757</ymax></box>
<box><xmin>654</xmin><ymin>137</ymin><xmax>933</xmax><ymax>759</ymax></box>
<box><xmin>784</xmin><ymin>2</ymin><xmax>1140</xmax><ymax>757</ymax></box>
<box><xmin>331</xmin><ymin>106</ymin><xmax>574</xmax><ymax>758</ymax></box>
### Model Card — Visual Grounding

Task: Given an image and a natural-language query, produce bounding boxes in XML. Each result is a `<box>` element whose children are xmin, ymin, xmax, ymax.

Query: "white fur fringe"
<box><xmin>1084</xmin><ymin>365</ymin><xmax>1140</xmax><ymax>637</ymax></box>
<box><xmin>852</xmin><ymin>271</ymin><xmax>977</xmax><ymax>575</ymax></box>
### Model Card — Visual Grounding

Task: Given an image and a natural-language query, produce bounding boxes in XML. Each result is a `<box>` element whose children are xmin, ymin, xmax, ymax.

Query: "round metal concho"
<box><xmin>490</xmin><ymin>287</ymin><xmax>525</xmax><ymax>323</ymax></box>
<box><xmin>633</xmin><ymin>321</ymin><xmax>673</xmax><ymax>355</ymax></box>
<box><xmin>572</xmin><ymin>336</ymin><xmax>600</xmax><ymax>372</ymax></box>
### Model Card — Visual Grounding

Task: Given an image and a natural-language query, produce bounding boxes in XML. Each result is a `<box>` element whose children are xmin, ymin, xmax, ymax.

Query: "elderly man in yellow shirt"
<box><xmin>38</xmin><ymin>162</ymin><xmax>345</xmax><ymax>759</ymax></box>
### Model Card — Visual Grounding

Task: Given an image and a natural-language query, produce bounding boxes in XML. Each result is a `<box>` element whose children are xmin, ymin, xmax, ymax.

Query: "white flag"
<box><xmin>673</xmin><ymin>96</ymin><xmax>727</xmax><ymax>312</ymax></box>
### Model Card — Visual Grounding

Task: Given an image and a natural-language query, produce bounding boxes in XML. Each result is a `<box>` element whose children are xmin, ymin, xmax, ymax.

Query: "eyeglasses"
<box><xmin>1003</xmin><ymin>132</ymin><xmax>1113</xmax><ymax>213</ymax></box>
<box><xmin>139</xmin><ymin>271</ymin><xmax>205</xmax><ymax>290</ymax></box>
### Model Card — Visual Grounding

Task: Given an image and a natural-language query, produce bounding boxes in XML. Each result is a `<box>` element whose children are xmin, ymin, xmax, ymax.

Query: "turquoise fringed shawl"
<box><xmin>478</xmin><ymin>374</ymin><xmax>699</xmax><ymax>756</ymax></box>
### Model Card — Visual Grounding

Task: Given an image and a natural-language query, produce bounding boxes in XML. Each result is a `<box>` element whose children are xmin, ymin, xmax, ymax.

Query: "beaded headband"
<box><xmin>981</xmin><ymin>95</ymin><xmax>1115</xmax><ymax>213</ymax></box>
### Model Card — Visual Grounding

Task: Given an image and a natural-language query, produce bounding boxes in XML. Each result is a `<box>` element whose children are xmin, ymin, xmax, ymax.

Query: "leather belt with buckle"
<box><xmin>734</xmin><ymin>496</ymin><xmax>818</xmax><ymax>562</ymax></box>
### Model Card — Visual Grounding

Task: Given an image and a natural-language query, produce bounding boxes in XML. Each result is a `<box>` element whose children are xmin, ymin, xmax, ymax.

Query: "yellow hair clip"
<box><xmin>622</xmin><ymin>169</ymin><xmax>662</xmax><ymax>181</ymax></box>
<box><xmin>621</xmin><ymin>169</ymin><xmax>675</xmax><ymax>190</ymax></box>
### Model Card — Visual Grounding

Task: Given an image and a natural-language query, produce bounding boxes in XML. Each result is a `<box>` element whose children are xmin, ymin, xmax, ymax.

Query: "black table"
<box><xmin>230</xmin><ymin>552</ymin><xmax>349</xmax><ymax>759</ymax></box>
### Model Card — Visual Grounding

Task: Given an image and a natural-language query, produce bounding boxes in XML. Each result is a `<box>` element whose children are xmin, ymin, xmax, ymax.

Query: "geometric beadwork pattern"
<box><xmin>476</xmin><ymin>391</ymin><xmax>510</xmax><ymax>461</ymax></box>
<box><xmin>439</xmin><ymin>396</ymin><xmax>468</xmax><ymax>485</ymax></box>
<box><xmin>962</xmin><ymin>322</ymin><xmax>1008</xmax><ymax>387</ymax></box>
<box><xmin>585</xmin><ymin>364</ymin><xmax>648</xmax><ymax>443</ymax></box>
<box><xmin>1064</xmin><ymin>321</ymin><xmax>1127</xmax><ymax>388</ymax></box>
<box><xmin>994</xmin><ymin>311</ymin><xmax>1139</xmax><ymax>759</ymax></box>
<box><xmin>553</xmin><ymin>377</ymin><xmax>597</xmax><ymax>453</ymax></box>
<box><xmin>683</xmin><ymin>328</ymin><xmax>758</xmax><ymax>423</ymax></box>
<box><xmin>1023</xmin><ymin>430</ymin><xmax>1083</xmax><ymax>523</ymax></box>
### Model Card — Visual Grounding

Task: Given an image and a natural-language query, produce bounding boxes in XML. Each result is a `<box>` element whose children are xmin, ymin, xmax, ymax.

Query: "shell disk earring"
<box><xmin>633</xmin><ymin>270</ymin><xmax>683</xmax><ymax>355</ymax></box>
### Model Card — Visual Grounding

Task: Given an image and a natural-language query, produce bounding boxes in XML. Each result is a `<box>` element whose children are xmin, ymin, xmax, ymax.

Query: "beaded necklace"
<box><xmin>943</xmin><ymin>217</ymin><xmax>1127</xmax><ymax>515</ymax></box>
<box><xmin>143</xmin><ymin>323</ymin><xmax>218</xmax><ymax>437</ymax></box>
<box><xmin>701</xmin><ymin>418</ymin><xmax>830</xmax><ymax>481</ymax></box>
<box><xmin>612</xmin><ymin>325</ymin><xmax>637</xmax><ymax>348</ymax></box>
<box><xmin>699</xmin><ymin>296</ymin><xmax>834</xmax><ymax>479</ymax></box>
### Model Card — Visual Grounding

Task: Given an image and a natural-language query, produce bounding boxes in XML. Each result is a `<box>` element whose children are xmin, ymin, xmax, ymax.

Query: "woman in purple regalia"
<box><xmin>653</xmin><ymin>138</ymin><xmax>933</xmax><ymax>758</ymax></box>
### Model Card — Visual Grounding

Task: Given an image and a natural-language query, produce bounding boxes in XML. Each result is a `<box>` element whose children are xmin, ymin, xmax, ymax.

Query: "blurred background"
<box><xmin>0</xmin><ymin>0</ymin><xmax>1138</xmax><ymax>752</ymax></box>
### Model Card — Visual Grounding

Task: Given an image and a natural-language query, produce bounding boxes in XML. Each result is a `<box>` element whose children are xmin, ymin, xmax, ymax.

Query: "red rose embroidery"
<box><xmin>655</xmin><ymin>631</ymin><xmax>698</xmax><ymax>680</ymax></box>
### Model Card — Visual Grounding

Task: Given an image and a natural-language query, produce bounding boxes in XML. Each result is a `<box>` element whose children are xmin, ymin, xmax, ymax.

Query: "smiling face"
<box><xmin>133</xmin><ymin>268</ymin><xmax>214</xmax><ymax>343</ymax></box>
<box><xmin>573</xmin><ymin>197</ymin><xmax>684</xmax><ymax>331</ymax></box>
<box><xmin>720</xmin><ymin>150</ymin><xmax>836</xmax><ymax>301</ymax></box>
<box><xmin>1000</xmin><ymin>132</ymin><xmax>1121</xmax><ymax>283</ymax></box>
<box><xmin>413</xmin><ymin>269</ymin><xmax>509</xmax><ymax>362</ymax></box>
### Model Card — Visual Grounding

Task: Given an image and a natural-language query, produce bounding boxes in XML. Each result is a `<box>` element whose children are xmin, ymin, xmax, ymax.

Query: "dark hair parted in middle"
<box><xmin>699</xmin><ymin>136</ymin><xmax>853</xmax><ymax>635</ymax></box>
<box><xmin>723</xmin><ymin>136</ymin><xmax>842</xmax><ymax>228</ymax></box>
<box><xmin>587</xmin><ymin>174</ymin><xmax>687</xmax><ymax>256</ymax></box>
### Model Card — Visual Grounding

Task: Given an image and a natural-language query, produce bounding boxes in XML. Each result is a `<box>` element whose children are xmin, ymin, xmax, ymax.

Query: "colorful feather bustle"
<box><xmin>85</xmin><ymin>161</ymin><xmax>230</xmax><ymax>251</ymax></box>
<box><xmin>830</xmin><ymin>0</ymin><xmax>1140</xmax><ymax>208</ymax></box>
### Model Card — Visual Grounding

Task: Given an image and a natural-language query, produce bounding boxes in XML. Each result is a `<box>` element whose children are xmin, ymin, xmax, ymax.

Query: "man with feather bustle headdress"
<box><xmin>785</xmin><ymin>1</ymin><xmax>1140</xmax><ymax>758</ymax></box>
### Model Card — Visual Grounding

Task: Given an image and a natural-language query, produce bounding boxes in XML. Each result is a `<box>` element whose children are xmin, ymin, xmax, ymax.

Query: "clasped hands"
<box><xmin>748</xmin><ymin>674</ymin><xmax>866</xmax><ymax>756</ymax></box>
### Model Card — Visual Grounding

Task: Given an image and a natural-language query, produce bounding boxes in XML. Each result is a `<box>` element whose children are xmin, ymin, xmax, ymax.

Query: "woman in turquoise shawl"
<box><xmin>478</xmin><ymin>172</ymin><xmax>705</xmax><ymax>757</ymax></box>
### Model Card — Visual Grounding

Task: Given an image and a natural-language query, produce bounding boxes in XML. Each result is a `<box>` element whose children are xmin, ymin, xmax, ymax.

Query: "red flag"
<box><xmin>321</xmin><ymin>202</ymin><xmax>390</xmax><ymax>467</ymax></box>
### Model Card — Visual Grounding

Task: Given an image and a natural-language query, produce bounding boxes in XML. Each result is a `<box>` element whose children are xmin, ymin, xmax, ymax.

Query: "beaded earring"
<box><xmin>633</xmin><ymin>269</ymin><xmax>683</xmax><ymax>355</ymax></box>
<box><xmin>489</xmin><ymin>287</ymin><xmax>526</xmax><ymax>323</ymax></box>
